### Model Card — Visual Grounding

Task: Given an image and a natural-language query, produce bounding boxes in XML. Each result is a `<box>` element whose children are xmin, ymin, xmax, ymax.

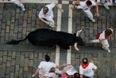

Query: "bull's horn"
<box><xmin>76</xmin><ymin>29</ymin><xmax>83</xmax><ymax>36</ymax></box>
<box><xmin>74</xmin><ymin>43</ymin><xmax>79</xmax><ymax>51</ymax></box>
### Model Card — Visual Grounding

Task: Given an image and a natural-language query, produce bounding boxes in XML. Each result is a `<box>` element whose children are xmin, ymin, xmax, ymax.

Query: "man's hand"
<box><xmin>32</xmin><ymin>74</ymin><xmax>36</xmax><ymax>77</ymax></box>
<box><xmin>48</xmin><ymin>22</ymin><xmax>55</xmax><ymax>27</ymax></box>
<box><xmin>60</xmin><ymin>9</ymin><xmax>64</xmax><ymax>13</ymax></box>
<box><xmin>76</xmin><ymin>1</ymin><xmax>80</xmax><ymax>5</ymax></box>
<box><xmin>95</xmin><ymin>12</ymin><xmax>100</xmax><ymax>17</ymax></box>
<box><xmin>56</xmin><ymin>4</ymin><xmax>64</xmax><ymax>13</ymax></box>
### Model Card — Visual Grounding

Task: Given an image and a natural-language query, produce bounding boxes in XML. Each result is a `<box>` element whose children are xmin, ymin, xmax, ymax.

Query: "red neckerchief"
<box><xmin>82</xmin><ymin>63</ymin><xmax>89</xmax><ymax>69</ymax></box>
<box><xmin>105</xmin><ymin>35</ymin><xmax>110</xmax><ymax>40</ymax></box>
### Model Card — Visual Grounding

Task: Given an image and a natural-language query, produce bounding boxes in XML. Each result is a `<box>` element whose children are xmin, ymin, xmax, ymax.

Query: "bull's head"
<box><xmin>74</xmin><ymin>29</ymin><xmax>85</xmax><ymax>51</ymax></box>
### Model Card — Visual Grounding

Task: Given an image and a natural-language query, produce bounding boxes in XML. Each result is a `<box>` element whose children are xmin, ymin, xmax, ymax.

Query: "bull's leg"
<box><xmin>76</xmin><ymin>29</ymin><xmax>83</xmax><ymax>36</ymax></box>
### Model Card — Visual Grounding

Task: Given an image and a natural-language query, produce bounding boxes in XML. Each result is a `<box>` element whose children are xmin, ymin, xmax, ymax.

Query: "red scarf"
<box><xmin>82</xmin><ymin>63</ymin><xmax>89</xmax><ymax>69</ymax></box>
<box><xmin>105</xmin><ymin>35</ymin><xmax>110</xmax><ymax>40</ymax></box>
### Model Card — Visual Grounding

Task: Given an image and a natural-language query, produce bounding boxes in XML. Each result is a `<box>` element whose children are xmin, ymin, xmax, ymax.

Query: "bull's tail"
<box><xmin>6</xmin><ymin>36</ymin><xmax>28</xmax><ymax>45</ymax></box>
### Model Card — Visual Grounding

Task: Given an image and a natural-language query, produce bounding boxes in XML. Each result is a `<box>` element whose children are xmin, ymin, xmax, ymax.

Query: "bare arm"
<box><xmin>71</xmin><ymin>0</ymin><xmax>80</xmax><ymax>10</ymax></box>
<box><xmin>80</xmin><ymin>74</ymin><xmax>83</xmax><ymax>78</ymax></box>
<box><xmin>56</xmin><ymin>64</ymin><xmax>67</xmax><ymax>69</ymax></box>
<box><xmin>56</xmin><ymin>4</ymin><xmax>63</xmax><ymax>12</ymax></box>
<box><xmin>32</xmin><ymin>68</ymin><xmax>40</xmax><ymax>77</ymax></box>
<box><xmin>39</xmin><ymin>18</ymin><xmax>49</xmax><ymax>25</ymax></box>
<box><xmin>95</xmin><ymin>2</ymin><xmax>99</xmax><ymax>16</ymax></box>
<box><xmin>99</xmin><ymin>39</ymin><xmax>105</xmax><ymax>47</ymax></box>
<box><xmin>76</xmin><ymin>0</ymin><xmax>80</xmax><ymax>5</ymax></box>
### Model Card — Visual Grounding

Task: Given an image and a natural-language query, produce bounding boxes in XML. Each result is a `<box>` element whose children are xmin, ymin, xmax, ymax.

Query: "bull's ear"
<box><xmin>74</xmin><ymin>33</ymin><xmax>76</xmax><ymax>36</ymax></box>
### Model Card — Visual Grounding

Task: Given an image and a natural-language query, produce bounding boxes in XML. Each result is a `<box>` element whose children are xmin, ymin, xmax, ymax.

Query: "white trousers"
<box><xmin>91</xmin><ymin>39</ymin><xmax>109</xmax><ymax>47</ymax></box>
<box><xmin>84</xmin><ymin>10</ymin><xmax>94</xmax><ymax>21</ymax></box>
<box><xmin>10</xmin><ymin>0</ymin><xmax>25</xmax><ymax>11</ymax></box>
<box><xmin>76</xmin><ymin>6</ymin><xmax>94</xmax><ymax>21</ymax></box>
<box><xmin>91</xmin><ymin>39</ymin><xmax>110</xmax><ymax>52</ymax></box>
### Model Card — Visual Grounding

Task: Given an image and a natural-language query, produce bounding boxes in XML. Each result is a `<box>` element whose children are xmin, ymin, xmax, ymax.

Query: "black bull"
<box><xmin>7</xmin><ymin>28</ymin><xmax>84</xmax><ymax>50</ymax></box>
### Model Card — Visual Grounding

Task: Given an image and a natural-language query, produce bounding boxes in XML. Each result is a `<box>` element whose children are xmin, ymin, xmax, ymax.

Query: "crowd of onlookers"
<box><xmin>32</xmin><ymin>55</ymin><xmax>97</xmax><ymax>78</ymax></box>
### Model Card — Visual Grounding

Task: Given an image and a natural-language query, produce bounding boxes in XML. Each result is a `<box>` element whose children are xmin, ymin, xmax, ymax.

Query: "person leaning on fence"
<box><xmin>71</xmin><ymin>0</ymin><xmax>99</xmax><ymax>22</ymax></box>
<box><xmin>38</xmin><ymin>3</ymin><xmax>63</xmax><ymax>28</ymax></box>
<box><xmin>9</xmin><ymin>0</ymin><xmax>25</xmax><ymax>11</ymax></box>
<box><xmin>79</xmin><ymin>58</ymin><xmax>97</xmax><ymax>78</ymax></box>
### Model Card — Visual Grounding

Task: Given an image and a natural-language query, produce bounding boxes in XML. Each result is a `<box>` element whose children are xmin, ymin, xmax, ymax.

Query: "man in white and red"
<box><xmin>38</xmin><ymin>3</ymin><xmax>63</xmax><ymax>27</ymax></box>
<box><xmin>9</xmin><ymin>0</ymin><xmax>25</xmax><ymax>11</ymax></box>
<box><xmin>79</xmin><ymin>58</ymin><xmax>97</xmax><ymax>78</ymax></box>
<box><xmin>72</xmin><ymin>0</ymin><xmax>99</xmax><ymax>22</ymax></box>
<box><xmin>91</xmin><ymin>28</ymin><xmax>113</xmax><ymax>53</ymax></box>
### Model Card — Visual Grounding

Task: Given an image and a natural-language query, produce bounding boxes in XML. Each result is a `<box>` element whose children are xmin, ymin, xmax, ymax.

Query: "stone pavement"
<box><xmin>0</xmin><ymin>1</ymin><xmax>116</xmax><ymax>78</ymax></box>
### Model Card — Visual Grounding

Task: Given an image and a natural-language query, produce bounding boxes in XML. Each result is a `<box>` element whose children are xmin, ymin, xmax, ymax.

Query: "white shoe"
<box><xmin>107</xmin><ymin>49</ymin><xmax>111</xmax><ymax>53</ymax></box>
<box><xmin>104</xmin><ymin>3</ymin><xmax>110</xmax><ymax>10</ymax></box>
<box><xmin>107</xmin><ymin>48</ymin><xmax>111</xmax><ymax>53</ymax></box>
<box><xmin>22</xmin><ymin>8</ymin><xmax>26</xmax><ymax>11</ymax></box>
<box><xmin>92</xmin><ymin>19</ymin><xmax>95</xmax><ymax>23</ymax></box>
<box><xmin>102</xmin><ymin>46</ymin><xmax>111</xmax><ymax>53</ymax></box>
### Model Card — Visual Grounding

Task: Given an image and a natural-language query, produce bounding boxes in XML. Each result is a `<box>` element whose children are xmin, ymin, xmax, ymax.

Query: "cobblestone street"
<box><xmin>0</xmin><ymin>1</ymin><xmax>116</xmax><ymax>78</ymax></box>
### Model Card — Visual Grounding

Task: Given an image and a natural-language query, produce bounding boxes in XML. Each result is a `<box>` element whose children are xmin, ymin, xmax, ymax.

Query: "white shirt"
<box><xmin>106</xmin><ymin>0</ymin><xmax>113</xmax><ymax>5</ymax></box>
<box><xmin>38</xmin><ymin>3</ymin><xmax>56</xmax><ymax>20</ymax></box>
<box><xmin>79</xmin><ymin>63</ymin><xmax>97</xmax><ymax>77</ymax></box>
<box><xmin>65</xmin><ymin>64</ymin><xmax>77</xmax><ymax>75</ymax></box>
<box><xmin>10</xmin><ymin>0</ymin><xmax>18</xmax><ymax>1</ymax></box>
<box><xmin>99</xmin><ymin>31</ymin><xmax>105</xmax><ymax>40</ymax></box>
<box><xmin>45</xmin><ymin>72</ymin><xmax>56</xmax><ymax>78</ymax></box>
<box><xmin>77</xmin><ymin>0</ymin><xmax>96</xmax><ymax>11</ymax></box>
<box><xmin>38</xmin><ymin>61</ymin><xmax>56</xmax><ymax>76</ymax></box>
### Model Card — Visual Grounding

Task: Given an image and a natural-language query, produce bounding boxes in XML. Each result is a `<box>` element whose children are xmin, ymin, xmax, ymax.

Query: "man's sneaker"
<box><xmin>104</xmin><ymin>3</ymin><xmax>110</xmax><ymax>10</ymax></box>
<box><xmin>92</xmin><ymin>19</ymin><xmax>95</xmax><ymax>23</ymax></box>
<box><xmin>70</xmin><ymin>5</ymin><xmax>75</xmax><ymax>10</ymax></box>
<box><xmin>107</xmin><ymin>49</ymin><xmax>111</xmax><ymax>53</ymax></box>
<box><xmin>102</xmin><ymin>46</ymin><xmax>111</xmax><ymax>53</ymax></box>
<box><xmin>22</xmin><ymin>8</ymin><xmax>26</xmax><ymax>11</ymax></box>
